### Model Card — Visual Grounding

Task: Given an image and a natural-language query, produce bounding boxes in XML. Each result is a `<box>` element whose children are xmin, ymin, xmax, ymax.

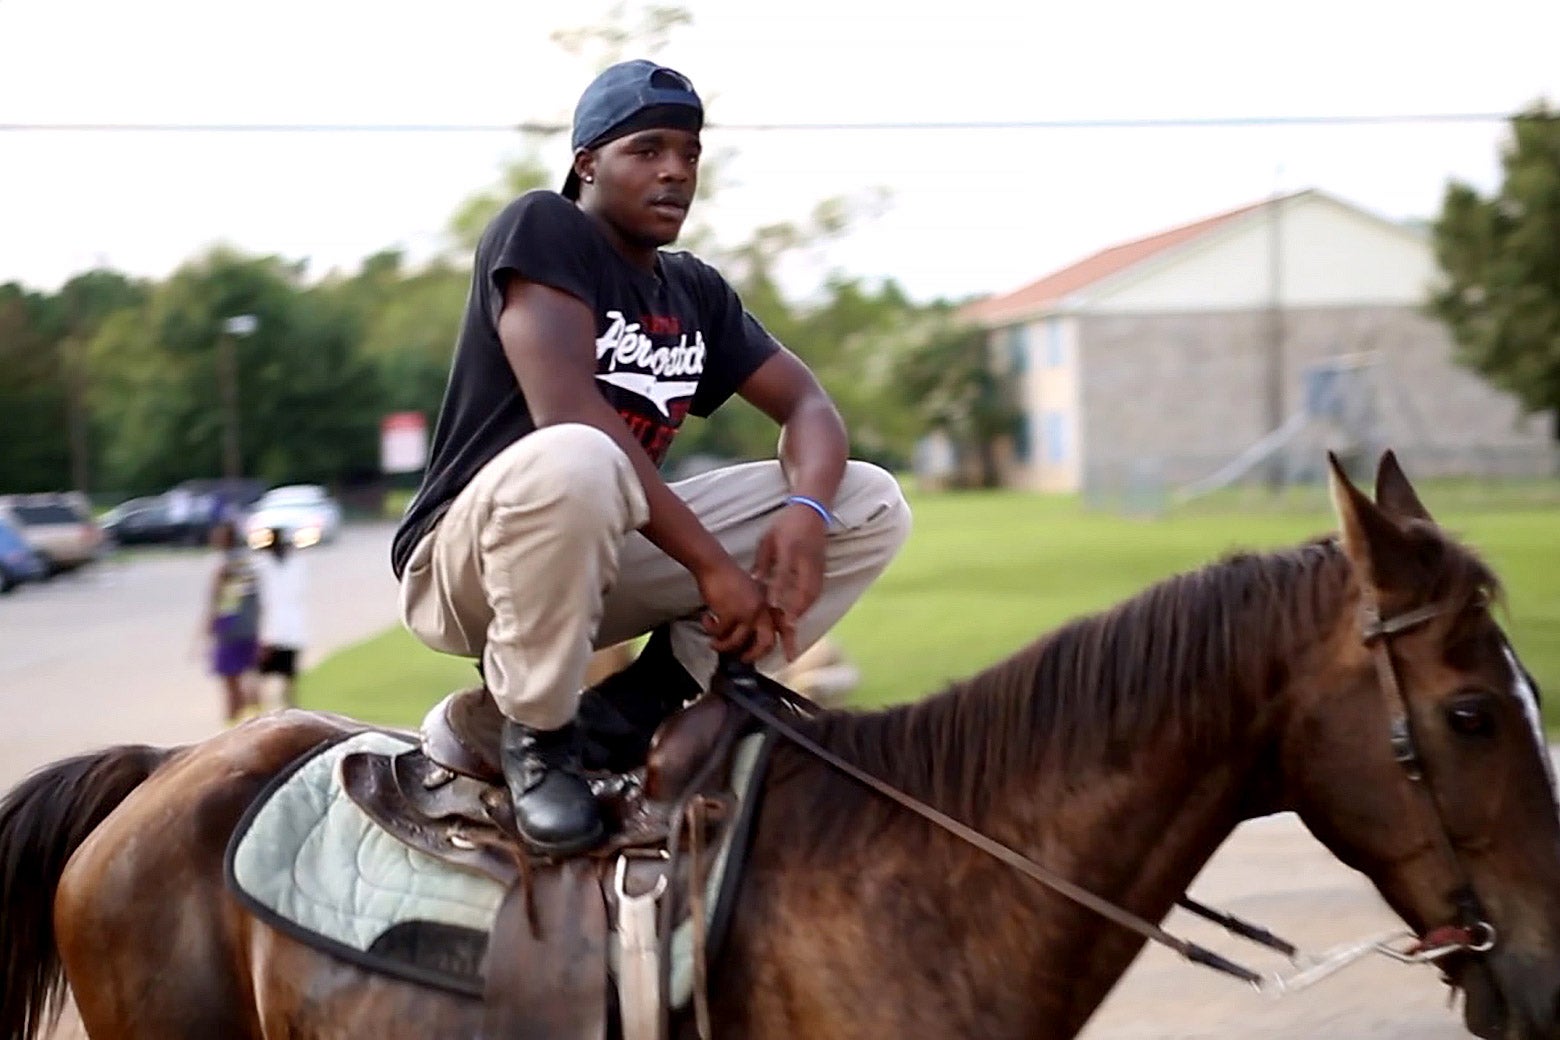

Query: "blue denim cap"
<box><xmin>561</xmin><ymin>59</ymin><xmax>703</xmax><ymax>200</ymax></box>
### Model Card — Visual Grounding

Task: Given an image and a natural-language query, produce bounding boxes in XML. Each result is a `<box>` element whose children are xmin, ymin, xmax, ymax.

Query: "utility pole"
<box><xmin>1264</xmin><ymin>180</ymin><xmax>1287</xmax><ymax>491</ymax></box>
<box><xmin>61</xmin><ymin>336</ymin><xmax>92</xmax><ymax>494</ymax></box>
<box><xmin>219</xmin><ymin>315</ymin><xmax>258</xmax><ymax>479</ymax></box>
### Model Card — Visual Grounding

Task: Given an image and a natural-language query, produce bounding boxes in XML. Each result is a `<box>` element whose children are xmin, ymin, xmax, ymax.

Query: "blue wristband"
<box><xmin>784</xmin><ymin>494</ymin><xmax>835</xmax><ymax>528</ymax></box>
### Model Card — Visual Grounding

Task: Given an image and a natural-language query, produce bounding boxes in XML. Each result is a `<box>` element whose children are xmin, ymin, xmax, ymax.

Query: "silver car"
<box><xmin>244</xmin><ymin>485</ymin><xmax>343</xmax><ymax>549</ymax></box>
<box><xmin>0</xmin><ymin>493</ymin><xmax>105</xmax><ymax>573</ymax></box>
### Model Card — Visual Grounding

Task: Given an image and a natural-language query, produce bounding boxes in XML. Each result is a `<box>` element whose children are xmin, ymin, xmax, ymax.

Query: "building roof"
<box><xmin>963</xmin><ymin>195</ymin><xmax>1287</xmax><ymax>327</ymax></box>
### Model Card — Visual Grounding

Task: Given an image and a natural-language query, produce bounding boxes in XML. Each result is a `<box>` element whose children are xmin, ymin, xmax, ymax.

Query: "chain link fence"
<box><xmin>1084</xmin><ymin>444</ymin><xmax>1560</xmax><ymax>517</ymax></box>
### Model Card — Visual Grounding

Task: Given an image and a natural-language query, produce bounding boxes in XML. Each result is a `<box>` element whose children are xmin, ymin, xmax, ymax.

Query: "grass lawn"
<box><xmin>297</xmin><ymin>626</ymin><xmax>475</xmax><ymax>727</ymax></box>
<box><xmin>302</xmin><ymin>484</ymin><xmax>1560</xmax><ymax>728</ymax></box>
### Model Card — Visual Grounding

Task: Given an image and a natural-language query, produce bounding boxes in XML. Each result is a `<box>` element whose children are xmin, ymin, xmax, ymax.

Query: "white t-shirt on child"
<box><xmin>253</xmin><ymin>549</ymin><xmax>308</xmax><ymax>649</ymax></box>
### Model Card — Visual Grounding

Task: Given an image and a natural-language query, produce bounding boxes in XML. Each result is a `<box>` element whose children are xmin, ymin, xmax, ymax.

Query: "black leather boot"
<box><xmin>576</xmin><ymin>626</ymin><xmax>704</xmax><ymax>772</ymax></box>
<box><xmin>500</xmin><ymin>719</ymin><xmax>605</xmax><ymax>856</ymax></box>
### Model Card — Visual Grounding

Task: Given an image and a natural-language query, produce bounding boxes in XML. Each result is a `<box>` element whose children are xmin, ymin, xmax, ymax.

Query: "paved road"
<box><xmin>1</xmin><ymin>525</ymin><xmax>1479</xmax><ymax>1037</ymax></box>
<box><xmin>0</xmin><ymin>523</ymin><xmax>401</xmax><ymax>791</ymax></box>
<box><xmin>1082</xmin><ymin>813</ymin><xmax>1469</xmax><ymax>1039</ymax></box>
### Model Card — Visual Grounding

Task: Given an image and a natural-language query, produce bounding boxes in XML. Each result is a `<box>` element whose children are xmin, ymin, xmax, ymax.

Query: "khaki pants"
<box><xmin>399</xmin><ymin>423</ymin><xmax>912</xmax><ymax>729</ymax></box>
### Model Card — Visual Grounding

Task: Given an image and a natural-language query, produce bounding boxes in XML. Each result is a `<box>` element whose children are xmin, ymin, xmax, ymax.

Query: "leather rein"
<box><xmin>718</xmin><ymin>595</ymin><xmax>1496</xmax><ymax>996</ymax></box>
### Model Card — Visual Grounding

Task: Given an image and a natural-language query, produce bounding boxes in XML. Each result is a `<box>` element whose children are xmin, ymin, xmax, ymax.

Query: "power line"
<box><xmin>0</xmin><ymin>111</ymin><xmax>1553</xmax><ymax>134</ymax></box>
<box><xmin>716</xmin><ymin>112</ymin><xmax>1552</xmax><ymax>131</ymax></box>
<box><xmin>0</xmin><ymin>122</ymin><xmax>534</xmax><ymax>134</ymax></box>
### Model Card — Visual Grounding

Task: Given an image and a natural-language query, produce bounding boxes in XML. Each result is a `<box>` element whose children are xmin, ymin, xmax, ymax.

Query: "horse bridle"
<box><xmin>717</xmin><ymin>591</ymin><xmax>1498</xmax><ymax>996</ymax></box>
<box><xmin>1361</xmin><ymin>594</ymin><xmax>1498</xmax><ymax>962</ymax></box>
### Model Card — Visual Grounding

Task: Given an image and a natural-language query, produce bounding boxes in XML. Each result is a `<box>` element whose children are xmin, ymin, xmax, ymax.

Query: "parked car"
<box><xmin>245</xmin><ymin>485</ymin><xmax>343</xmax><ymax>549</ymax></box>
<box><xmin>171</xmin><ymin>477</ymin><xmax>267</xmax><ymax>519</ymax></box>
<box><xmin>101</xmin><ymin>495</ymin><xmax>209</xmax><ymax>547</ymax></box>
<box><xmin>0</xmin><ymin>493</ymin><xmax>104</xmax><ymax>574</ymax></box>
<box><xmin>0</xmin><ymin>515</ymin><xmax>48</xmax><ymax>593</ymax></box>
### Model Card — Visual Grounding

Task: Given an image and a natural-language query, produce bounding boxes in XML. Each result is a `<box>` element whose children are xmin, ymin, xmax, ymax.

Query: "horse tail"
<box><xmin>0</xmin><ymin>744</ymin><xmax>174</xmax><ymax>1040</ymax></box>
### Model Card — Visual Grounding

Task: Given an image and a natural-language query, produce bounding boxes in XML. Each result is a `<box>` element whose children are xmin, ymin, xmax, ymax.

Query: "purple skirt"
<box><xmin>213</xmin><ymin>638</ymin><xmax>259</xmax><ymax>677</ymax></box>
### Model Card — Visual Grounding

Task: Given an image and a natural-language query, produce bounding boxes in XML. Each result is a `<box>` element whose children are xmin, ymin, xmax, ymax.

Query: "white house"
<box><xmin>962</xmin><ymin>189</ymin><xmax>1554</xmax><ymax>494</ymax></box>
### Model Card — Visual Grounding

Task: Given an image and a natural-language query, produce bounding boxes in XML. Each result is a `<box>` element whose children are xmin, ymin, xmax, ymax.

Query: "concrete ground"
<box><xmin>1081</xmin><ymin>813</ymin><xmax>1469</xmax><ymax>1039</ymax></box>
<box><xmin>0</xmin><ymin>523</ymin><xmax>401</xmax><ymax>792</ymax></box>
<box><xmin>0</xmin><ymin>523</ymin><xmax>1477</xmax><ymax>1038</ymax></box>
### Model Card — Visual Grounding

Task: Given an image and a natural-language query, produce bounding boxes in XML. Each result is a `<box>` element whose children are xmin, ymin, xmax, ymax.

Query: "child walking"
<box><xmin>206</xmin><ymin>520</ymin><xmax>261</xmax><ymax>723</ymax></box>
<box><xmin>252</xmin><ymin>526</ymin><xmax>308</xmax><ymax>709</ymax></box>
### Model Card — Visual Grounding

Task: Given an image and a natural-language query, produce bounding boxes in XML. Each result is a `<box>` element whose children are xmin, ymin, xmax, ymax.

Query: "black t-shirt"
<box><xmin>391</xmin><ymin>190</ymin><xmax>780</xmax><ymax>577</ymax></box>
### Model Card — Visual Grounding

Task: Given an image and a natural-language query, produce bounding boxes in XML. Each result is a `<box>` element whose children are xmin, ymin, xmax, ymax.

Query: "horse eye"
<box><xmin>1445</xmin><ymin>698</ymin><xmax>1496</xmax><ymax>738</ymax></box>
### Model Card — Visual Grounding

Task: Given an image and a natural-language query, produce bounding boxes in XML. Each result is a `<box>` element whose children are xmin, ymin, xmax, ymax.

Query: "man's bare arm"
<box><xmin>735</xmin><ymin>348</ymin><xmax>849</xmax><ymax>653</ymax></box>
<box><xmin>496</xmin><ymin>277</ymin><xmax>774</xmax><ymax>659</ymax></box>
<box><xmin>738</xmin><ymin>347</ymin><xmax>848</xmax><ymax>509</ymax></box>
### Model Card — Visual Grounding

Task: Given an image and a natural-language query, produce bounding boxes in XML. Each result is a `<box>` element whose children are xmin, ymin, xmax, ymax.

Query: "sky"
<box><xmin>2</xmin><ymin>0</ymin><xmax>1558</xmax><ymax>304</ymax></box>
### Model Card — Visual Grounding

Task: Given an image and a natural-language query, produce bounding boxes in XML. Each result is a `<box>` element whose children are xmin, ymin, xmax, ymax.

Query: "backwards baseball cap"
<box><xmin>561</xmin><ymin>59</ymin><xmax>704</xmax><ymax>200</ymax></box>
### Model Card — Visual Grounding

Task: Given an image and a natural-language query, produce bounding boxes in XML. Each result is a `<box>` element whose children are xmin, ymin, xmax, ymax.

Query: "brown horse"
<box><xmin>4</xmin><ymin>453</ymin><xmax>1559</xmax><ymax>1040</ymax></box>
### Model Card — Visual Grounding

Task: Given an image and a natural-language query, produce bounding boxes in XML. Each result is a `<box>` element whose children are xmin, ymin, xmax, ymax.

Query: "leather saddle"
<box><xmin>342</xmin><ymin>689</ymin><xmax>740</xmax><ymax>880</ymax></box>
<box><xmin>417</xmin><ymin>684</ymin><xmax>736</xmax><ymax>814</ymax></box>
<box><xmin>339</xmin><ymin>683</ymin><xmax>770</xmax><ymax>1040</ymax></box>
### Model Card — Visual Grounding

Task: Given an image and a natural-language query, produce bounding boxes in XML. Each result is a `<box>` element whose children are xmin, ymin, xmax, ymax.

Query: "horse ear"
<box><xmin>1328</xmin><ymin>452</ymin><xmax>1412</xmax><ymax>594</ymax></box>
<box><xmin>1373</xmin><ymin>450</ymin><xmax>1434</xmax><ymax>523</ymax></box>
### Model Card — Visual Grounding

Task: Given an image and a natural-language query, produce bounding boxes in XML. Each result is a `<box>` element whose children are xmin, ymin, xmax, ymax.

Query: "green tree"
<box><xmin>87</xmin><ymin>250</ymin><xmax>380</xmax><ymax>493</ymax></box>
<box><xmin>51</xmin><ymin>270</ymin><xmax>148</xmax><ymax>492</ymax></box>
<box><xmin>0</xmin><ymin>283</ymin><xmax>69</xmax><ymax>492</ymax></box>
<box><xmin>896</xmin><ymin>312</ymin><xmax>1018</xmax><ymax>488</ymax></box>
<box><xmin>786</xmin><ymin>276</ymin><xmax>922</xmax><ymax>466</ymax></box>
<box><xmin>1430</xmin><ymin>104</ymin><xmax>1560</xmax><ymax>443</ymax></box>
<box><xmin>321</xmin><ymin>250</ymin><xmax>470</xmax><ymax>425</ymax></box>
<box><xmin>0</xmin><ymin>272</ymin><xmax>145</xmax><ymax>494</ymax></box>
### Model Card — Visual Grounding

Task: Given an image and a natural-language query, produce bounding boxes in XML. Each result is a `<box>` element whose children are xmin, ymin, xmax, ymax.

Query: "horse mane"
<box><xmin>778</xmin><ymin>528</ymin><xmax>1498</xmax><ymax>852</ymax></box>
